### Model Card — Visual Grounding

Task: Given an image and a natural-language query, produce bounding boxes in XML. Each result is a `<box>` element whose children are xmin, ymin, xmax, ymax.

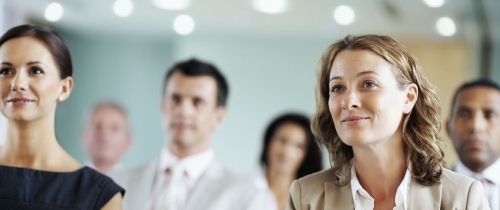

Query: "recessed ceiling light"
<box><xmin>252</xmin><ymin>0</ymin><xmax>288</xmax><ymax>14</ymax></box>
<box><xmin>423</xmin><ymin>0</ymin><xmax>445</xmax><ymax>8</ymax></box>
<box><xmin>113</xmin><ymin>0</ymin><xmax>134</xmax><ymax>18</ymax></box>
<box><xmin>435</xmin><ymin>17</ymin><xmax>456</xmax><ymax>37</ymax></box>
<box><xmin>44</xmin><ymin>2</ymin><xmax>64</xmax><ymax>22</ymax></box>
<box><xmin>173</xmin><ymin>14</ymin><xmax>195</xmax><ymax>35</ymax></box>
<box><xmin>333</xmin><ymin>5</ymin><xmax>355</xmax><ymax>26</ymax></box>
<box><xmin>152</xmin><ymin>0</ymin><xmax>190</xmax><ymax>10</ymax></box>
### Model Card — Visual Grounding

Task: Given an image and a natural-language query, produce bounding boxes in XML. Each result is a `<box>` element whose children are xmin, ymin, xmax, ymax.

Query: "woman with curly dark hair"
<box><xmin>286</xmin><ymin>35</ymin><xmax>490</xmax><ymax>210</ymax></box>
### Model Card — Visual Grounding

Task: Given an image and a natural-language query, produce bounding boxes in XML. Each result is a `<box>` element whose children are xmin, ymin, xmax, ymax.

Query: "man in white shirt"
<box><xmin>82</xmin><ymin>102</ymin><xmax>131</xmax><ymax>174</ymax></box>
<box><xmin>447</xmin><ymin>79</ymin><xmax>500</xmax><ymax>210</ymax></box>
<box><xmin>112</xmin><ymin>58</ymin><xmax>235</xmax><ymax>210</ymax></box>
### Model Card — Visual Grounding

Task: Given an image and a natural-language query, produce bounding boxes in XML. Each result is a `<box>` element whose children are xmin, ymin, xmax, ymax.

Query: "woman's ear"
<box><xmin>403</xmin><ymin>84</ymin><xmax>418</xmax><ymax>114</ymax></box>
<box><xmin>58</xmin><ymin>77</ymin><xmax>74</xmax><ymax>102</ymax></box>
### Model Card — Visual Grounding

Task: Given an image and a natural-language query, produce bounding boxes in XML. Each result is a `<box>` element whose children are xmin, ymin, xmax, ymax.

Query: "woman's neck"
<box><xmin>0</xmin><ymin>119</ymin><xmax>79</xmax><ymax>171</ymax></box>
<box><xmin>352</xmin><ymin>136</ymin><xmax>407</xmax><ymax>201</ymax></box>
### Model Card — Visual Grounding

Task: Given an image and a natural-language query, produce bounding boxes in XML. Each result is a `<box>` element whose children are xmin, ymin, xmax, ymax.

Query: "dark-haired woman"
<box><xmin>0</xmin><ymin>24</ymin><xmax>124</xmax><ymax>209</ymax></box>
<box><xmin>215</xmin><ymin>113</ymin><xmax>322</xmax><ymax>210</ymax></box>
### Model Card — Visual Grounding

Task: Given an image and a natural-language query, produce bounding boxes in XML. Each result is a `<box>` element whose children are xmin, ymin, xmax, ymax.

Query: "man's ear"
<box><xmin>124</xmin><ymin>134</ymin><xmax>132</xmax><ymax>153</ymax></box>
<box><xmin>403</xmin><ymin>84</ymin><xmax>418</xmax><ymax>114</ymax></box>
<box><xmin>445</xmin><ymin>119</ymin><xmax>452</xmax><ymax>138</ymax></box>
<box><xmin>215</xmin><ymin>107</ymin><xmax>226</xmax><ymax>125</ymax></box>
<box><xmin>58</xmin><ymin>77</ymin><xmax>74</xmax><ymax>102</ymax></box>
<box><xmin>160</xmin><ymin>98</ymin><xmax>166</xmax><ymax>114</ymax></box>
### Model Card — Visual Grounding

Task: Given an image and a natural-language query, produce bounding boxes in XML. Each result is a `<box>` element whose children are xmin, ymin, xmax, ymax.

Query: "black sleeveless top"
<box><xmin>0</xmin><ymin>165</ymin><xmax>125</xmax><ymax>210</ymax></box>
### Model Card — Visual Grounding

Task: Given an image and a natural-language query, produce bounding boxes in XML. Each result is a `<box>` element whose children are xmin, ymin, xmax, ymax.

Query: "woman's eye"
<box><xmin>361</xmin><ymin>81</ymin><xmax>377</xmax><ymax>88</ymax></box>
<box><xmin>29</xmin><ymin>67</ymin><xmax>44</xmax><ymax>75</ymax></box>
<box><xmin>0</xmin><ymin>68</ymin><xmax>12</xmax><ymax>75</ymax></box>
<box><xmin>330</xmin><ymin>85</ymin><xmax>345</xmax><ymax>93</ymax></box>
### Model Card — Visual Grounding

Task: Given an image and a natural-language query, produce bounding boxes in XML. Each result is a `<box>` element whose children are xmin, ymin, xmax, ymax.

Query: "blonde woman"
<box><xmin>286</xmin><ymin>35</ymin><xmax>490</xmax><ymax>210</ymax></box>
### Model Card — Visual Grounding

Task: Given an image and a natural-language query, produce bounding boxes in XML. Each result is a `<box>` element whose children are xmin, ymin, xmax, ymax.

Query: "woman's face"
<box><xmin>328</xmin><ymin>49</ymin><xmax>416</xmax><ymax>148</ymax></box>
<box><xmin>267</xmin><ymin>123</ymin><xmax>307</xmax><ymax>176</ymax></box>
<box><xmin>0</xmin><ymin>37</ymin><xmax>72</xmax><ymax>122</ymax></box>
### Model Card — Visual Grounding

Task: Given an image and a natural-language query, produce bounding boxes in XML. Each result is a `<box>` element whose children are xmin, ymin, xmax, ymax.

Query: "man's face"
<box><xmin>447</xmin><ymin>87</ymin><xmax>500</xmax><ymax>172</ymax></box>
<box><xmin>161</xmin><ymin>72</ymin><xmax>224</xmax><ymax>153</ymax></box>
<box><xmin>83</xmin><ymin>106</ymin><xmax>131</xmax><ymax>165</ymax></box>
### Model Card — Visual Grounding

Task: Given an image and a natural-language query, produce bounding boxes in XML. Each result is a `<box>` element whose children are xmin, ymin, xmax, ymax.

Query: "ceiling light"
<box><xmin>435</xmin><ymin>17</ymin><xmax>456</xmax><ymax>37</ymax></box>
<box><xmin>333</xmin><ymin>5</ymin><xmax>355</xmax><ymax>26</ymax></box>
<box><xmin>252</xmin><ymin>0</ymin><xmax>288</xmax><ymax>14</ymax></box>
<box><xmin>113</xmin><ymin>0</ymin><xmax>134</xmax><ymax>17</ymax></box>
<box><xmin>44</xmin><ymin>2</ymin><xmax>64</xmax><ymax>22</ymax></box>
<box><xmin>152</xmin><ymin>0</ymin><xmax>190</xmax><ymax>10</ymax></box>
<box><xmin>423</xmin><ymin>0</ymin><xmax>445</xmax><ymax>8</ymax></box>
<box><xmin>173</xmin><ymin>14</ymin><xmax>195</xmax><ymax>35</ymax></box>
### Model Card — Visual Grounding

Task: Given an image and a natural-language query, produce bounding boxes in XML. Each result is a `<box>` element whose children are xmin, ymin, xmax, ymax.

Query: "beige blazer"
<box><xmin>286</xmin><ymin>168</ymin><xmax>490</xmax><ymax>210</ymax></box>
<box><xmin>110</xmin><ymin>159</ymin><xmax>235</xmax><ymax>210</ymax></box>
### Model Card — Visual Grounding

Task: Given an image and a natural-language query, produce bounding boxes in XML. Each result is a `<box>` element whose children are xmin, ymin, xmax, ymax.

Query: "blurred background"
<box><xmin>0</xmin><ymin>0</ymin><xmax>499</xmax><ymax>174</ymax></box>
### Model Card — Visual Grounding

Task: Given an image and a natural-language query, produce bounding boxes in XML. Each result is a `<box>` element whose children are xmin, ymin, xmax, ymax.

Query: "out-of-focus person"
<box><xmin>111</xmin><ymin>58</ymin><xmax>235</xmax><ymax>210</ymax></box>
<box><xmin>448</xmin><ymin>78</ymin><xmax>500</xmax><ymax>210</ymax></box>
<box><xmin>82</xmin><ymin>101</ymin><xmax>132</xmax><ymax>174</ymax></box>
<box><xmin>215</xmin><ymin>113</ymin><xmax>323</xmax><ymax>210</ymax></box>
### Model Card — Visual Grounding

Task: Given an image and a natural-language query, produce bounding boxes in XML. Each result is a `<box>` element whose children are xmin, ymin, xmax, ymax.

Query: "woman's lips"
<box><xmin>6</xmin><ymin>98</ymin><xmax>35</xmax><ymax>106</ymax></box>
<box><xmin>341</xmin><ymin>116</ymin><xmax>369</xmax><ymax>125</ymax></box>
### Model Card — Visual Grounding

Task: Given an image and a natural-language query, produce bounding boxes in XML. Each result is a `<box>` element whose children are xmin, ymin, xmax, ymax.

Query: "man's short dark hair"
<box><xmin>449</xmin><ymin>78</ymin><xmax>500</xmax><ymax>116</ymax></box>
<box><xmin>162</xmin><ymin>58</ymin><xmax>229</xmax><ymax>107</ymax></box>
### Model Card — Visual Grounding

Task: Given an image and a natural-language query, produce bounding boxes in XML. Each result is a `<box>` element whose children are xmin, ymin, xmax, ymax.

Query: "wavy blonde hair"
<box><xmin>312</xmin><ymin>35</ymin><xmax>444</xmax><ymax>186</ymax></box>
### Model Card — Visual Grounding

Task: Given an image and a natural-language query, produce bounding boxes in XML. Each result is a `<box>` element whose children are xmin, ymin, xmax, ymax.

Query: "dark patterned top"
<box><xmin>0</xmin><ymin>165</ymin><xmax>125</xmax><ymax>210</ymax></box>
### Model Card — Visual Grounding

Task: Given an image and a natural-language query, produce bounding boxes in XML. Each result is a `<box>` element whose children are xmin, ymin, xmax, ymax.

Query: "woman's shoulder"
<box><xmin>438</xmin><ymin>168</ymin><xmax>489</xmax><ymax>209</ymax></box>
<box><xmin>78</xmin><ymin>166</ymin><xmax>125</xmax><ymax>193</ymax></box>
<box><xmin>296</xmin><ymin>168</ymin><xmax>337</xmax><ymax>186</ymax></box>
<box><xmin>77</xmin><ymin>167</ymin><xmax>125</xmax><ymax>209</ymax></box>
<box><xmin>440</xmin><ymin>168</ymin><xmax>476</xmax><ymax>189</ymax></box>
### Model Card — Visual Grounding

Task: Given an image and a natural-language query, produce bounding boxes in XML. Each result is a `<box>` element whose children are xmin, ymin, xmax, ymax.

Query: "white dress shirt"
<box><xmin>350</xmin><ymin>165</ymin><xmax>410</xmax><ymax>210</ymax></box>
<box><xmin>148</xmin><ymin>148</ymin><xmax>215</xmax><ymax>210</ymax></box>
<box><xmin>454</xmin><ymin>159</ymin><xmax>500</xmax><ymax>210</ymax></box>
<box><xmin>213</xmin><ymin>168</ymin><xmax>278</xmax><ymax>210</ymax></box>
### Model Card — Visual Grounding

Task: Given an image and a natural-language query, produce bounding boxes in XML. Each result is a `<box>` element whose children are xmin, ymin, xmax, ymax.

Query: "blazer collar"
<box><xmin>324</xmin><ymin>181</ymin><xmax>354</xmax><ymax>210</ymax></box>
<box><xmin>323</xmin><ymin>177</ymin><xmax>442</xmax><ymax>209</ymax></box>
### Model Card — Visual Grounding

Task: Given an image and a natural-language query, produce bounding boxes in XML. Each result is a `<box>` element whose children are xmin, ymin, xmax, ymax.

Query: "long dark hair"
<box><xmin>260</xmin><ymin>113</ymin><xmax>323</xmax><ymax>178</ymax></box>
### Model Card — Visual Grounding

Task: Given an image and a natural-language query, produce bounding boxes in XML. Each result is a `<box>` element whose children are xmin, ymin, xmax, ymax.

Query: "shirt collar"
<box><xmin>455</xmin><ymin>159</ymin><xmax>500</xmax><ymax>185</ymax></box>
<box><xmin>253</xmin><ymin>167</ymin><xmax>269</xmax><ymax>190</ymax></box>
<box><xmin>350</xmin><ymin>164</ymin><xmax>411</xmax><ymax>209</ymax></box>
<box><xmin>158</xmin><ymin>148</ymin><xmax>215</xmax><ymax>181</ymax></box>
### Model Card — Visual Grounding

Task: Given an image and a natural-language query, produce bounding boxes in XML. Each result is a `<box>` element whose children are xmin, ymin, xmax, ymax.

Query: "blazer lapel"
<box><xmin>119</xmin><ymin>159</ymin><xmax>158</xmax><ymax>210</ymax></box>
<box><xmin>407</xmin><ymin>177</ymin><xmax>442</xmax><ymax>209</ymax></box>
<box><xmin>185</xmin><ymin>163</ymin><xmax>228</xmax><ymax>210</ymax></box>
<box><xmin>131</xmin><ymin>159</ymin><xmax>158</xmax><ymax>210</ymax></box>
<box><xmin>324</xmin><ymin>181</ymin><xmax>355</xmax><ymax>210</ymax></box>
